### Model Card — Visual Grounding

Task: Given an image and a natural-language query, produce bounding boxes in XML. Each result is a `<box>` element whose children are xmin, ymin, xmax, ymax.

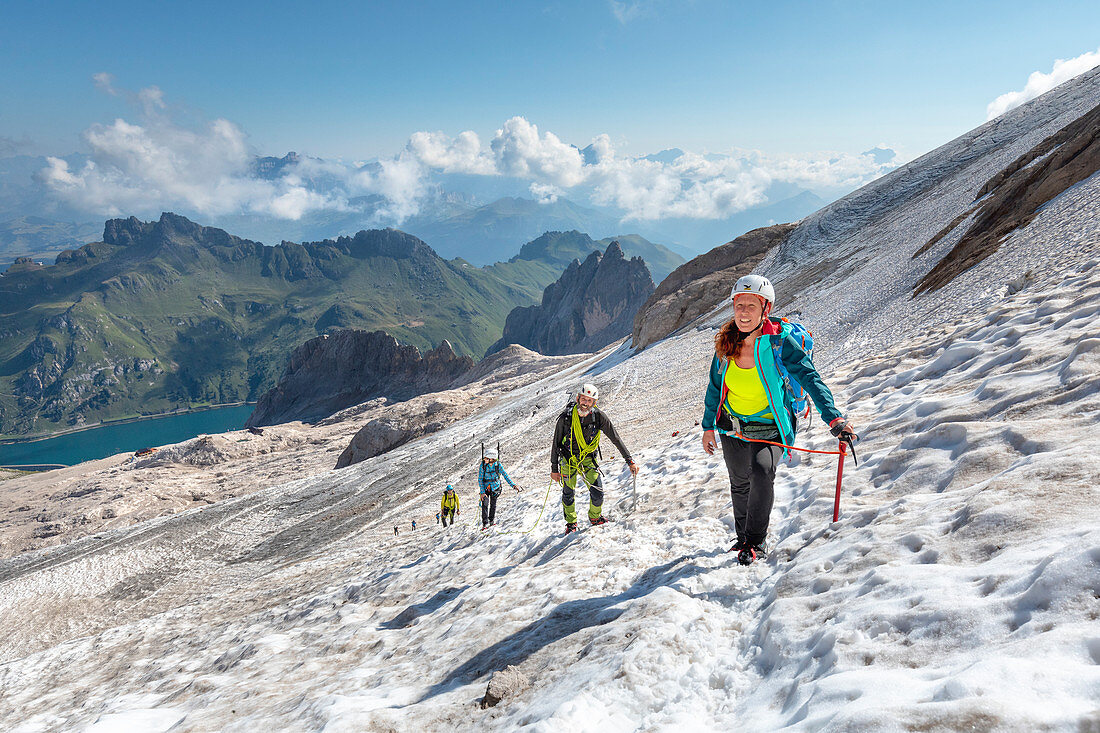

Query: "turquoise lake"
<box><xmin>0</xmin><ymin>404</ymin><xmax>256</xmax><ymax>468</ymax></box>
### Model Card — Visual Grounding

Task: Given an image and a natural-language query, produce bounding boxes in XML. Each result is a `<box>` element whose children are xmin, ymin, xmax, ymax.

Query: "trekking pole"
<box><xmin>832</xmin><ymin>439</ymin><xmax>847</xmax><ymax>523</ymax></box>
<box><xmin>632</xmin><ymin>472</ymin><xmax>637</xmax><ymax>512</ymax></box>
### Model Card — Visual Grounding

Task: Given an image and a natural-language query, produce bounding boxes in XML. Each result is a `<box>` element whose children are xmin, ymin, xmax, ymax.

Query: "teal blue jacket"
<box><xmin>478</xmin><ymin>461</ymin><xmax>515</xmax><ymax>495</ymax></box>
<box><xmin>702</xmin><ymin>318</ymin><xmax>843</xmax><ymax>457</ymax></box>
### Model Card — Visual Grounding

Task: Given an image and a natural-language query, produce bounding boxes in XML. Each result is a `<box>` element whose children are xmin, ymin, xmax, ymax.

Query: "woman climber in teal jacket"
<box><xmin>701</xmin><ymin>274</ymin><xmax>857</xmax><ymax>566</ymax></box>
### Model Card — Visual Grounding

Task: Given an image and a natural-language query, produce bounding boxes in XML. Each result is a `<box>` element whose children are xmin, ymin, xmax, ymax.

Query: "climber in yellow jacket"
<box><xmin>440</xmin><ymin>485</ymin><xmax>460</xmax><ymax>527</ymax></box>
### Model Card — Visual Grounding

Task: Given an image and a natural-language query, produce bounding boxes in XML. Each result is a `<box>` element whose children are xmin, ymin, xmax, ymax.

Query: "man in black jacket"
<box><xmin>550</xmin><ymin>383</ymin><xmax>639</xmax><ymax>534</ymax></box>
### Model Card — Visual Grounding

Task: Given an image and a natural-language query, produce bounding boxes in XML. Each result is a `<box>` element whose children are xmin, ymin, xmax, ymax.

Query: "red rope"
<box><xmin>713</xmin><ymin>428</ymin><xmax>844</xmax><ymax>455</ymax></box>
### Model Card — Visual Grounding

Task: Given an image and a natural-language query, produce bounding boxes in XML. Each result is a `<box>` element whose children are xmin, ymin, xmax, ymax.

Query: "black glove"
<box><xmin>830</xmin><ymin>419</ymin><xmax>857</xmax><ymax>440</ymax></box>
<box><xmin>830</xmin><ymin>419</ymin><xmax>859</xmax><ymax>465</ymax></box>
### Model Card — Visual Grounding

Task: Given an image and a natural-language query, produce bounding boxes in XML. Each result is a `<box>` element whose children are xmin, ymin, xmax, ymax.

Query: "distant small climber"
<box><xmin>436</xmin><ymin>512</ymin><xmax>441</xmax><ymax>524</ymax></box>
<box><xmin>394</xmin><ymin>526</ymin><xmax>399</xmax><ymax>536</ymax></box>
<box><xmin>411</xmin><ymin>519</ymin><xmax>417</xmax><ymax>530</ymax></box>
<box><xmin>441</xmin><ymin>485</ymin><xmax>460</xmax><ymax>527</ymax></box>
<box><xmin>479</xmin><ymin>449</ymin><xmax>517</xmax><ymax>529</ymax></box>
<box><xmin>551</xmin><ymin>383</ymin><xmax>638</xmax><ymax>535</ymax></box>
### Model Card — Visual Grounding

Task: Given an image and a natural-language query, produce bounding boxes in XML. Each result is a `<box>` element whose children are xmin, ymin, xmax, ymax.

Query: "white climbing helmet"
<box><xmin>577</xmin><ymin>383</ymin><xmax>599</xmax><ymax>402</ymax></box>
<box><xmin>484</xmin><ymin>449</ymin><xmax>497</xmax><ymax>461</ymax></box>
<box><xmin>731</xmin><ymin>274</ymin><xmax>775</xmax><ymax>305</ymax></box>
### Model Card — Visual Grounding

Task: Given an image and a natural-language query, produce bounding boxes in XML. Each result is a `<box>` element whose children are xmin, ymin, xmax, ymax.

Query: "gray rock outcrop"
<box><xmin>915</xmin><ymin>98</ymin><xmax>1100</xmax><ymax>295</ymax></box>
<box><xmin>631</xmin><ymin>224</ymin><xmax>795</xmax><ymax>349</ymax></box>
<box><xmin>246</xmin><ymin>330</ymin><xmax>474</xmax><ymax>427</ymax></box>
<box><xmin>333</xmin><ymin>344</ymin><xmax>576</xmax><ymax>468</ymax></box>
<box><xmin>333</xmin><ymin>394</ymin><xmax>474</xmax><ymax>468</ymax></box>
<box><xmin>480</xmin><ymin>665</ymin><xmax>530</xmax><ymax>708</ymax></box>
<box><xmin>489</xmin><ymin>241</ymin><xmax>654</xmax><ymax>356</ymax></box>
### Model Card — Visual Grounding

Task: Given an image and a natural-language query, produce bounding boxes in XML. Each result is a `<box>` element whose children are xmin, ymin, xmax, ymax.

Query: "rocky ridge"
<box><xmin>915</xmin><ymin>97</ymin><xmax>1100</xmax><ymax>295</ymax></box>
<box><xmin>246</xmin><ymin>330</ymin><xmax>474</xmax><ymax>427</ymax></box>
<box><xmin>631</xmin><ymin>223</ymin><xmax>795</xmax><ymax>349</ymax></box>
<box><xmin>489</xmin><ymin>241</ymin><xmax>654</xmax><ymax>356</ymax></box>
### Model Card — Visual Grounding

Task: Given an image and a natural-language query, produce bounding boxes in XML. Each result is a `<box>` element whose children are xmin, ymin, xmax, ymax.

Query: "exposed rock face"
<box><xmin>333</xmin><ymin>395</ymin><xmax>473</xmax><ymax>468</ymax></box>
<box><xmin>915</xmin><ymin>99</ymin><xmax>1100</xmax><ymax>295</ymax></box>
<box><xmin>489</xmin><ymin>241</ymin><xmax>654</xmax><ymax>356</ymax></box>
<box><xmin>333</xmin><ymin>344</ymin><xmax>573</xmax><ymax>468</ymax></box>
<box><xmin>632</xmin><ymin>224</ymin><xmax>795</xmax><ymax>349</ymax></box>
<box><xmin>246</xmin><ymin>330</ymin><xmax>474</xmax><ymax>427</ymax></box>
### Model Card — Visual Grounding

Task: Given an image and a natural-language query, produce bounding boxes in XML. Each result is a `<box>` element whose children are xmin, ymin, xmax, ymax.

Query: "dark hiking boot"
<box><xmin>728</xmin><ymin>539</ymin><xmax>748</xmax><ymax>553</ymax></box>
<box><xmin>737</xmin><ymin>547</ymin><xmax>757</xmax><ymax>566</ymax></box>
<box><xmin>589</xmin><ymin>516</ymin><xmax>610</xmax><ymax>526</ymax></box>
<box><xmin>565</xmin><ymin>522</ymin><xmax>578</xmax><ymax>534</ymax></box>
<box><xmin>752</xmin><ymin>541</ymin><xmax>768</xmax><ymax>557</ymax></box>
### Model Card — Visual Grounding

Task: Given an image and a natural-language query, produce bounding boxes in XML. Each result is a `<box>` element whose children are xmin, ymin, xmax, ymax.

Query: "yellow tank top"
<box><xmin>724</xmin><ymin>359</ymin><xmax>772</xmax><ymax>419</ymax></box>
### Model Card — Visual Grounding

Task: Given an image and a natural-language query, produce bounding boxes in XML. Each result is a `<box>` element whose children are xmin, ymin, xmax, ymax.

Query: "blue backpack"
<box><xmin>771</xmin><ymin>318</ymin><xmax>814</xmax><ymax>421</ymax></box>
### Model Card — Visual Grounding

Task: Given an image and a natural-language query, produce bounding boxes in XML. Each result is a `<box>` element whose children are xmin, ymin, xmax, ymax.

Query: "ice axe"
<box><xmin>832</xmin><ymin>435</ymin><xmax>858</xmax><ymax>523</ymax></box>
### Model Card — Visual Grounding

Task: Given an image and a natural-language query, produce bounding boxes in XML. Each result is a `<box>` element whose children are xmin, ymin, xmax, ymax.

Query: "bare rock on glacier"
<box><xmin>334</xmin><ymin>394</ymin><xmax>473</xmax><ymax>468</ymax></box>
<box><xmin>480</xmin><ymin>665</ymin><xmax>530</xmax><ymax>708</ymax></box>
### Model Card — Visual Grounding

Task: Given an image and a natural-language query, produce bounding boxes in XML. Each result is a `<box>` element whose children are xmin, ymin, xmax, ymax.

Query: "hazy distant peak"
<box><xmin>642</xmin><ymin>148</ymin><xmax>685</xmax><ymax>164</ymax></box>
<box><xmin>861</xmin><ymin>146</ymin><xmax>897</xmax><ymax>165</ymax></box>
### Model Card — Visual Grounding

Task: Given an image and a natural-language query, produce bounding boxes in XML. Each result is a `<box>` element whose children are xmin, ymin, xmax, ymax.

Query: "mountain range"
<box><xmin>0</xmin><ymin>214</ymin><xmax>683</xmax><ymax>437</ymax></box>
<box><xmin>0</xmin><ymin>215</ymin><xmax>554</xmax><ymax>437</ymax></box>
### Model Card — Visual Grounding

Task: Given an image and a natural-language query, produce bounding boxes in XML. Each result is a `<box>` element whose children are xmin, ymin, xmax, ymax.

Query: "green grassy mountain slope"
<box><xmin>0</xmin><ymin>213</ymin><xmax>558</xmax><ymax>437</ymax></box>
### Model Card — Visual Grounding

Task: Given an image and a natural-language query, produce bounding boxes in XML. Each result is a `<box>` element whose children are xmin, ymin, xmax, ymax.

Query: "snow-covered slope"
<box><xmin>2</xmin><ymin>73</ymin><xmax>1100</xmax><ymax>731</ymax></box>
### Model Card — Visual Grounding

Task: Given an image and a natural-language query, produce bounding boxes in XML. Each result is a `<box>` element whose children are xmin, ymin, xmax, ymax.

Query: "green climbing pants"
<box><xmin>561</xmin><ymin>456</ymin><xmax>603</xmax><ymax>523</ymax></box>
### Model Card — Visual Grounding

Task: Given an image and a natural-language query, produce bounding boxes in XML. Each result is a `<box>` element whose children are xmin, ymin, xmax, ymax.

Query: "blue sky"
<box><xmin>4</xmin><ymin>0</ymin><xmax>1099</xmax><ymax>159</ymax></box>
<box><xmin>4</xmin><ymin>1</ymin><xmax>1099</xmax><ymax>227</ymax></box>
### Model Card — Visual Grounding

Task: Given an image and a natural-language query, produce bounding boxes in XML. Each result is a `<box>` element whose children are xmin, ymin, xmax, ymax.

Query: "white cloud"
<box><xmin>138</xmin><ymin>85</ymin><xmax>167</xmax><ymax>114</ymax></box>
<box><xmin>44</xmin><ymin>80</ymin><xmax>898</xmax><ymax>227</ymax></box>
<box><xmin>402</xmin><ymin>120</ymin><xmax>896</xmax><ymax>221</ymax></box>
<box><xmin>529</xmin><ymin>182</ymin><xmax>562</xmax><ymax>204</ymax></box>
<box><xmin>490</xmin><ymin>117</ymin><xmax>587</xmax><ymax>187</ymax></box>
<box><xmin>350</xmin><ymin>153</ymin><xmax>427</xmax><ymax>222</ymax></box>
<box><xmin>987</xmin><ymin>48</ymin><xmax>1100</xmax><ymax>120</ymax></box>
<box><xmin>45</xmin><ymin>115</ymin><xmax>297</xmax><ymax>217</ymax></box>
<box><xmin>406</xmin><ymin>130</ymin><xmax>495</xmax><ymax>175</ymax></box>
<box><xmin>92</xmin><ymin>72</ymin><xmax>117</xmax><ymax>96</ymax></box>
<box><xmin>586</xmin><ymin>134</ymin><xmax>614</xmax><ymax>164</ymax></box>
<box><xmin>44</xmin><ymin>83</ymin><xmax>358</xmax><ymax>221</ymax></box>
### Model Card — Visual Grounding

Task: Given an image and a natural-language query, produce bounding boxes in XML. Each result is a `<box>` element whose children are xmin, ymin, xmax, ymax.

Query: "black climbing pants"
<box><xmin>718</xmin><ymin>416</ymin><xmax>782</xmax><ymax>547</ymax></box>
<box><xmin>480</xmin><ymin>491</ymin><xmax>499</xmax><ymax>526</ymax></box>
<box><xmin>442</xmin><ymin>508</ymin><xmax>456</xmax><ymax>527</ymax></box>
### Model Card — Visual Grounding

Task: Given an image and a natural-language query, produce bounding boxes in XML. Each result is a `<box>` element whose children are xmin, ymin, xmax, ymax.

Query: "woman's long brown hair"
<box><xmin>715</xmin><ymin>318</ymin><xmax>748</xmax><ymax>359</ymax></box>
